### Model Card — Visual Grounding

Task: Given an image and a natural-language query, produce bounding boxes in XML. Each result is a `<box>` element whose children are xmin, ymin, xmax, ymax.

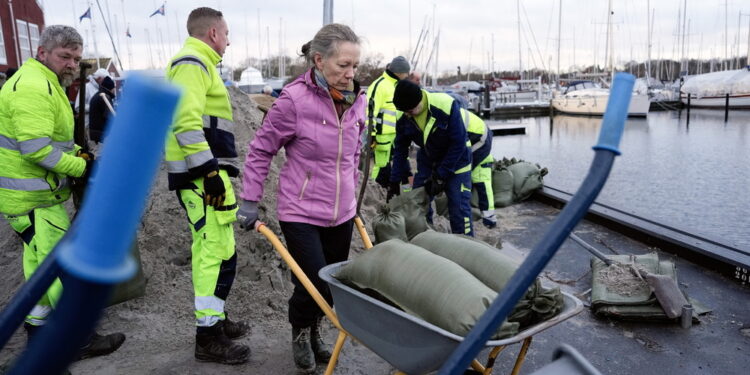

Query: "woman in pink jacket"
<box><xmin>236</xmin><ymin>23</ymin><xmax>365</xmax><ymax>373</ymax></box>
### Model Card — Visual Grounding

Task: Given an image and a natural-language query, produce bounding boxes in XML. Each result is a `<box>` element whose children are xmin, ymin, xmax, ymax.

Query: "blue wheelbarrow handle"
<box><xmin>438</xmin><ymin>73</ymin><xmax>635</xmax><ymax>375</ymax></box>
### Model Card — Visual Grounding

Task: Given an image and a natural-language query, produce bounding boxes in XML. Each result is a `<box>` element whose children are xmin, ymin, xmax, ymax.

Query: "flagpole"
<box><xmin>145</xmin><ymin>28</ymin><xmax>154</xmax><ymax>69</ymax></box>
<box><xmin>94</xmin><ymin>0</ymin><xmax>124</xmax><ymax>71</ymax></box>
<box><xmin>163</xmin><ymin>1</ymin><xmax>173</xmax><ymax>57</ymax></box>
<box><xmin>71</xmin><ymin>0</ymin><xmax>78</xmax><ymax>29</ymax></box>
<box><xmin>89</xmin><ymin>1</ymin><xmax>101</xmax><ymax>69</ymax></box>
<box><xmin>120</xmin><ymin>0</ymin><xmax>132</xmax><ymax>69</ymax></box>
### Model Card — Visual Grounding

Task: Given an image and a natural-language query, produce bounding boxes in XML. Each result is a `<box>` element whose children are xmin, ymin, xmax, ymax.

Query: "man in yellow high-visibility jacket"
<box><xmin>165</xmin><ymin>7</ymin><xmax>250</xmax><ymax>365</ymax></box>
<box><xmin>366</xmin><ymin>56</ymin><xmax>411</xmax><ymax>187</ymax></box>
<box><xmin>0</xmin><ymin>25</ymin><xmax>124</xmax><ymax>359</ymax></box>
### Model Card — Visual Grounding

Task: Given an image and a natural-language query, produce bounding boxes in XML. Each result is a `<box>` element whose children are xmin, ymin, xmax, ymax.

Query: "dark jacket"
<box><xmin>391</xmin><ymin>92</ymin><xmax>472</xmax><ymax>183</ymax></box>
<box><xmin>88</xmin><ymin>88</ymin><xmax>115</xmax><ymax>143</ymax></box>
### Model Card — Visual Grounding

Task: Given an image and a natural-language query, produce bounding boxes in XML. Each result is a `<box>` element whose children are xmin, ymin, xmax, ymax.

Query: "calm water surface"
<box><xmin>489</xmin><ymin>109</ymin><xmax>750</xmax><ymax>250</ymax></box>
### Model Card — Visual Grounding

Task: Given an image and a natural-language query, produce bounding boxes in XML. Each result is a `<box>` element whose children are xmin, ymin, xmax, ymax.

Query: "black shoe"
<box><xmin>77</xmin><ymin>331</ymin><xmax>126</xmax><ymax>360</ymax></box>
<box><xmin>23</xmin><ymin>323</ymin><xmax>40</xmax><ymax>345</ymax></box>
<box><xmin>310</xmin><ymin>317</ymin><xmax>332</xmax><ymax>363</ymax></box>
<box><xmin>195</xmin><ymin>321</ymin><xmax>250</xmax><ymax>365</ymax></box>
<box><xmin>291</xmin><ymin>326</ymin><xmax>316</xmax><ymax>373</ymax></box>
<box><xmin>223</xmin><ymin>314</ymin><xmax>250</xmax><ymax>340</ymax></box>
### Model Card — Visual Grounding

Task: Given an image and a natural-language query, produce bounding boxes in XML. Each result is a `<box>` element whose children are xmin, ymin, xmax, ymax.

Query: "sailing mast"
<box><xmin>517</xmin><ymin>0</ymin><xmax>522</xmax><ymax>80</ymax></box>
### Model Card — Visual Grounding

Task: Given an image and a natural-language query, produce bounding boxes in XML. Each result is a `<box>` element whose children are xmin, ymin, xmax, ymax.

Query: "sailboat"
<box><xmin>551</xmin><ymin>0</ymin><xmax>650</xmax><ymax>117</ymax></box>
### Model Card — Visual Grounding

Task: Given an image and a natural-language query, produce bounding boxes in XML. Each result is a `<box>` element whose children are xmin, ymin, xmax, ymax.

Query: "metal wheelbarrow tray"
<box><xmin>320</xmin><ymin>261</ymin><xmax>584</xmax><ymax>374</ymax></box>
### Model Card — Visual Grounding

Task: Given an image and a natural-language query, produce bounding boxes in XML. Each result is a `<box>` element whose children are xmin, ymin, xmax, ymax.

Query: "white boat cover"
<box><xmin>680</xmin><ymin>68</ymin><xmax>750</xmax><ymax>97</ymax></box>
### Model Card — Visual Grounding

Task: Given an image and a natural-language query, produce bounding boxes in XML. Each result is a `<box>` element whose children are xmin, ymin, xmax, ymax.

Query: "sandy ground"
<box><xmin>0</xmin><ymin>87</ymin><xmax>501</xmax><ymax>374</ymax></box>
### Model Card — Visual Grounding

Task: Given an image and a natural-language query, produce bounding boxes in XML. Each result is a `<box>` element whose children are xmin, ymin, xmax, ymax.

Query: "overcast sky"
<box><xmin>41</xmin><ymin>0</ymin><xmax>750</xmax><ymax>75</ymax></box>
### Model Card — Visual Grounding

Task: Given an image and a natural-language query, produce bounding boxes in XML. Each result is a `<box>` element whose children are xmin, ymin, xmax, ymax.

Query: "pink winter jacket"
<box><xmin>240</xmin><ymin>69</ymin><xmax>367</xmax><ymax>227</ymax></box>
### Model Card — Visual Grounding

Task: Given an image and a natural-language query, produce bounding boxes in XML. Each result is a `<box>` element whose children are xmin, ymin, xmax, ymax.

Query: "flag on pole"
<box><xmin>79</xmin><ymin>7</ymin><xmax>92</xmax><ymax>22</ymax></box>
<box><xmin>149</xmin><ymin>3</ymin><xmax>165</xmax><ymax>17</ymax></box>
<box><xmin>126</xmin><ymin>26</ymin><xmax>132</xmax><ymax>38</ymax></box>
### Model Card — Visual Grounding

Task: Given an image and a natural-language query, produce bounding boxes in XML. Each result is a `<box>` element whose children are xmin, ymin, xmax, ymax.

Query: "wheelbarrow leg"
<box><xmin>510</xmin><ymin>337</ymin><xmax>533</xmax><ymax>375</ymax></box>
<box><xmin>324</xmin><ymin>331</ymin><xmax>348</xmax><ymax>375</ymax></box>
<box><xmin>481</xmin><ymin>345</ymin><xmax>507</xmax><ymax>375</ymax></box>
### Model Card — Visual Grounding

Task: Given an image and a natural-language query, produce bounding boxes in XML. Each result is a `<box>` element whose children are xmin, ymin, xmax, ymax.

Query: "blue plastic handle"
<box><xmin>56</xmin><ymin>74</ymin><xmax>181</xmax><ymax>283</ymax></box>
<box><xmin>593</xmin><ymin>72</ymin><xmax>635</xmax><ymax>155</ymax></box>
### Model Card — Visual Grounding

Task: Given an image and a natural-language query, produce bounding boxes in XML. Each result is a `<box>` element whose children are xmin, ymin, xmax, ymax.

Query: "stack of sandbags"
<box><xmin>335</xmin><ymin>239</ymin><xmax>519</xmax><ymax>339</ymax></box>
<box><xmin>410</xmin><ymin>231</ymin><xmax>563</xmax><ymax>328</ymax></box>
<box><xmin>387</xmin><ymin>187</ymin><xmax>431</xmax><ymax>240</ymax></box>
<box><xmin>471</xmin><ymin>157</ymin><xmax>548</xmax><ymax>208</ymax></box>
<box><xmin>334</xmin><ymin>231</ymin><xmax>565</xmax><ymax>339</ymax></box>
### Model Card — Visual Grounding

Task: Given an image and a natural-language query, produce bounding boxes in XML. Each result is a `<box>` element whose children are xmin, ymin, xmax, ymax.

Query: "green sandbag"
<box><xmin>109</xmin><ymin>240</ymin><xmax>146</xmax><ymax>306</ymax></box>
<box><xmin>507</xmin><ymin>162</ymin><xmax>543</xmax><ymax>201</ymax></box>
<box><xmin>410</xmin><ymin>230</ymin><xmax>564</xmax><ymax>328</ymax></box>
<box><xmin>491</xmin><ymin>167</ymin><xmax>514</xmax><ymax>208</ymax></box>
<box><xmin>372</xmin><ymin>205</ymin><xmax>408</xmax><ymax>244</ymax></box>
<box><xmin>388</xmin><ymin>187</ymin><xmax>431</xmax><ymax>240</ymax></box>
<box><xmin>335</xmin><ymin>239</ymin><xmax>519</xmax><ymax>339</ymax></box>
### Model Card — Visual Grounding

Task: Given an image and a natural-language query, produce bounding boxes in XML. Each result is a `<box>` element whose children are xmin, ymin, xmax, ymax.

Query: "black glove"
<box><xmin>424</xmin><ymin>175</ymin><xmax>445</xmax><ymax>196</ymax></box>
<box><xmin>236</xmin><ymin>200</ymin><xmax>259</xmax><ymax>230</ymax></box>
<box><xmin>82</xmin><ymin>158</ymin><xmax>95</xmax><ymax>182</ymax></box>
<box><xmin>386</xmin><ymin>181</ymin><xmax>401</xmax><ymax>202</ymax></box>
<box><xmin>203</xmin><ymin>170</ymin><xmax>226</xmax><ymax>207</ymax></box>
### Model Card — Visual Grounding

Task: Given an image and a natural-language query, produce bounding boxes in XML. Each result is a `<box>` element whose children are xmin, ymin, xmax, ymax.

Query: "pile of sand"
<box><xmin>0</xmin><ymin>86</ymin><xmax>499</xmax><ymax>373</ymax></box>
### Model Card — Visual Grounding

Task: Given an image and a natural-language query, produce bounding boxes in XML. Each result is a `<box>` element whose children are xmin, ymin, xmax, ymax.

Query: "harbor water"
<box><xmin>489</xmin><ymin>109</ymin><xmax>750</xmax><ymax>250</ymax></box>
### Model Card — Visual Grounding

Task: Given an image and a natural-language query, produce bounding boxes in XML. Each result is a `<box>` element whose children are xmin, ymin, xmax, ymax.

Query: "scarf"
<box><xmin>314</xmin><ymin>68</ymin><xmax>357</xmax><ymax>106</ymax></box>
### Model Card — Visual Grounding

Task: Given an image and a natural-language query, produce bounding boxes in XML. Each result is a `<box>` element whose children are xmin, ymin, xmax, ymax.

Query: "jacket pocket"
<box><xmin>298</xmin><ymin>171</ymin><xmax>312</xmax><ymax>200</ymax></box>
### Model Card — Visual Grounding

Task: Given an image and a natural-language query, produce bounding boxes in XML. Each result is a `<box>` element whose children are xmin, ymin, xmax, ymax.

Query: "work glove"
<box><xmin>236</xmin><ymin>200</ymin><xmax>259</xmax><ymax>230</ymax></box>
<box><xmin>424</xmin><ymin>175</ymin><xmax>445</xmax><ymax>196</ymax></box>
<box><xmin>76</xmin><ymin>150</ymin><xmax>95</xmax><ymax>161</ymax></box>
<box><xmin>203</xmin><ymin>170</ymin><xmax>226</xmax><ymax>207</ymax></box>
<box><xmin>386</xmin><ymin>181</ymin><xmax>401</xmax><ymax>202</ymax></box>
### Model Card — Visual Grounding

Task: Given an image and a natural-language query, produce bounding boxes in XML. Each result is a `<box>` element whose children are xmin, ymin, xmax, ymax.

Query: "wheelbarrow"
<box><xmin>255</xmin><ymin>217</ymin><xmax>584</xmax><ymax>374</ymax></box>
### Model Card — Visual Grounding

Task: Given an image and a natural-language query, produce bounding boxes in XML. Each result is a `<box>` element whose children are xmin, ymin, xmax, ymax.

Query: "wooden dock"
<box><xmin>489</xmin><ymin>123</ymin><xmax>526</xmax><ymax>135</ymax></box>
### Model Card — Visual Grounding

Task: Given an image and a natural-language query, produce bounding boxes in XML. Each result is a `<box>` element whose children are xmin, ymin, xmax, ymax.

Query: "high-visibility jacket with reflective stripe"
<box><xmin>391</xmin><ymin>91</ymin><xmax>471</xmax><ymax>182</ymax></box>
<box><xmin>365</xmin><ymin>71</ymin><xmax>400</xmax><ymax>165</ymax></box>
<box><xmin>0</xmin><ymin>58</ymin><xmax>85</xmax><ymax>216</ymax></box>
<box><xmin>165</xmin><ymin>37</ymin><xmax>235</xmax><ymax>190</ymax></box>
<box><xmin>459</xmin><ymin>107</ymin><xmax>491</xmax><ymax>153</ymax></box>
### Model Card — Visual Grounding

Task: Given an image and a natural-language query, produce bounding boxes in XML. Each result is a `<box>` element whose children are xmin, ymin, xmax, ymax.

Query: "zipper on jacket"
<box><xmin>298</xmin><ymin>171</ymin><xmax>311</xmax><ymax>200</ymax></box>
<box><xmin>324</xmin><ymin>93</ymin><xmax>348</xmax><ymax>225</ymax></box>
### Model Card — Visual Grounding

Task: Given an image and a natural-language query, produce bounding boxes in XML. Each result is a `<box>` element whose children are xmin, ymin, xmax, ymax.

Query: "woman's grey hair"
<box><xmin>300</xmin><ymin>23</ymin><xmax>359</xmax><ymax>66</ymax></box>
<box><xmin>39</xmin><ymin>25</ymin><xmax>83</xmax><ymax>52</ymax></box>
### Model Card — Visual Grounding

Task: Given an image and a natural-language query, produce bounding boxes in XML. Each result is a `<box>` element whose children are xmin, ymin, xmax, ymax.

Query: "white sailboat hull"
<box><xmin>552</xmin><ymin>92</ymin><xmax>650</xmax><ymax>117</ymax></box>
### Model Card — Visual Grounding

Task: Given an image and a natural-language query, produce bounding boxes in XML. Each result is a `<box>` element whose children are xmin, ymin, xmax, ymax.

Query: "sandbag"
<box><xmin>109</xmin><ymin>240</ymin><xmax>146</xmax><ymax>306</ymax></box>
<box><xmin>491</xmin><ymin>167</ymin><xmax>514</xmax><ymax>208</ymax></box>
<box><xmin>335</xmin><ymin>239</ymin><xmax>519</xmax><ymax>339</ymax></box>
<box><xmin>371</xmin><ymin>205</ymin><xmax>408</xmax><ymax>244</ymax></box>
<box><xmin>388</xmin><ymin>187</ymin><xmax>431</xmax><ymax>240</ymax></box>
<box><xmin>411</xmin><ymin>230</ymin><xmax>564</xmax><ymax>327</ymax></box>
<box><xmin>507</xmin><ymin>161</ymin><xmax>544</xmax><ymax>201</ymax></box>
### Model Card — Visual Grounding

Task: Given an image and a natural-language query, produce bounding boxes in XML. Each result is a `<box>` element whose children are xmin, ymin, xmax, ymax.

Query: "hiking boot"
<box><xmin>310</xmin><ymin>317</ymin><xmax>332</xmax><ymax>363</ymax></box>
<box><xmin>195</xmin><ymin>321</ymin><xmax>250</xmax><ymax>365</ymax></box>
<box><xmin>77</xmin><ymin>331</ymin><xmax>126</xmax><ymax>360</ymax></box>
<box><xmin>482</xmin><ymin>211</ymin><xmax>498</xmax><ymax>229</ymax></box>
<box><xmin>292</xmin><ymin>326</ymin><xmax>316</xmax><ymax>373</ymax></box>
<box><xmin>222</xmin><ymin>314</ymin><xmax>250</xmax><ymax>340</ymax></box>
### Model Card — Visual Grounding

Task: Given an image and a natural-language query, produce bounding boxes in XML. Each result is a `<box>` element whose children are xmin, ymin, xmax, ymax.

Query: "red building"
<box><xmin>0</xmin><ymin>0</ymin><xmax>45</xmax><ymax>72</ymax></box>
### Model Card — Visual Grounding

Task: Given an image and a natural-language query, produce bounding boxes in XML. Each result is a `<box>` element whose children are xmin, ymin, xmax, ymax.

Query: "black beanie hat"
<box><xmin>393</xmin><ymin>80</ymin><xmax>423</xmax><ymax>112</ymax></box>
